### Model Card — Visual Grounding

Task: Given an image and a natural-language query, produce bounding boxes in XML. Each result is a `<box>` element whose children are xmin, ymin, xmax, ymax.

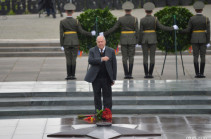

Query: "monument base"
<box><xmin>47</xmin><ymin>124</ymin><xmax>161</xmax><ymax>139</ymax></box>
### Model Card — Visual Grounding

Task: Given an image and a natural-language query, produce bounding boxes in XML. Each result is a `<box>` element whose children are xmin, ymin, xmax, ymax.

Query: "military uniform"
<box><xmin>139</xmin><ymin>2</ymin><xmax>174</xmax><ymax>78</ymax></box>
<box><xmin>104</xmin><ymin>1</ymin><xmax>138</xmax><ymax>79</ymax></box>
<box><xmin>60</xmin><ymin>3</ymin><xmax>92</xmax><ymax>80</ymax></box>
<box><xmin>180</xmin><ymin>1</ymin><xmax>210</xmax><ymax>78</ymax></box>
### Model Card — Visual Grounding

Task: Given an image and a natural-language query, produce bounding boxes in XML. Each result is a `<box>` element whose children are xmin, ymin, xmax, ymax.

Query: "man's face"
<box><xmin>96</xmin><ymin>36</ymin><xmax>106</xmax><ymax>49</ymax></box>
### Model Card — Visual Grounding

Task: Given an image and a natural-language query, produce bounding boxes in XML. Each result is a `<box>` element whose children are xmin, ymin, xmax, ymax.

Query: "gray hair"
<box><xmin>96</xmin><ymin>35</ymin><xmax>106</xmax><ymax>41</ymax></box>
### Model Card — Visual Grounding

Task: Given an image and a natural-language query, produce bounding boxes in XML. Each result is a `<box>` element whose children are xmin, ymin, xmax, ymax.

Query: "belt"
<box><xmin>64</xmin><ymin>31</ymin><xmax>77</xmax><ymax>34</ymax></box>
<box><xmin>121</xmin><ymin>31</ymin><xmax>135</xmax><ymax>34</ymax></box>
<box><xmin>143</xmin><ymin>30</ymin><xmax>156</xmax><ymax>33</ymax></box>
<box><xmin>193</xmin><ymin>30</ymin><xmax>206</xmax><ymax>33</ymax></box>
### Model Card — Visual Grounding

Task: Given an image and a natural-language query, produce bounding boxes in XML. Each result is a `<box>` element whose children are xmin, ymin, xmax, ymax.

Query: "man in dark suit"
<box><xmin>85</xmin><ymin>36</ymin><xmax>117</xmax><ymax>112</ymax></box>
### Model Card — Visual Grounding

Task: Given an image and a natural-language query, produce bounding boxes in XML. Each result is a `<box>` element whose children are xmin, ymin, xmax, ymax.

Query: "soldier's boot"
<box><xmin>199</xmin><ymin>63</ymin><xmax>206</xmax><ymax>78</ymax></box>
<box><xmin>143</xmin><ymin>63</ymin><xmax>149</xmax><ymax>78</ymax></box>
<box><xmin>53</xmin><ymin>14</ymin><xmax>56</xmax><ymax>19</ymax></box>
<box><xmin>148</xmin><ymin>63</ymin><xmax>154</xmax><ymax>78</ymax></box>
<box><xmin>123</xmin><ymin>64</ymin><xmax>129</xmax><ymax>79</ymax></box>
<box><xmin>128</xmin><ymin>64</ymin><xmax>134</xmax><ymax>79</ymax></box>
<box><xmin>71</xmin><ymin>65</ymin><xmax>77</xmax><ymax>80</ymax></box>
<box><xmin>194</xmin><ymin>62</ymin><xmax>200</xmax><ymax>78</ymax></box>
<box><xmin>65</xmin><ymin>65</ymin><xmax>72</xmax><ymax>80</ymax></box>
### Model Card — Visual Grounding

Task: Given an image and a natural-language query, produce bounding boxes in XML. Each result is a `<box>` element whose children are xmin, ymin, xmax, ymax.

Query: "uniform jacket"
<box><xmin>104</xmin><ymin>14</ymin><xmax>138</xmax><ymax>45</ymax></box>
<box><xmin>60</xmin><ymin>17</ymin><xmax>92</xmax><ymax>46</ymax></box>
<box><xmin>139</xmin><ymin>15</ymin><xmax>174</xmax><ymax>44</ymax></box>
<box><xmin>180</xmin><ymin>14</ymin><xmax>210</xmax><ymax>44</ymax></box>
<box><xmin>84</xmin><ymin>46</ymin><xmax>117</xmax><ymax>83</ymax></box>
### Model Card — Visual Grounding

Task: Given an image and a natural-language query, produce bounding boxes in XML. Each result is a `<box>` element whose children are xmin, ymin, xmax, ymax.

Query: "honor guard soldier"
<box><xmin>139</xmin><ymin>2</ymin><xmax>178</xmax><ymax>78</ymax></box>
<box><xmin>60</xmin><ymin>3</ymin><xmax>96</xmax><ymax>80</ymax></box>
<box><xmin>100</xmin><ymin>1</ymin><xmax>139</xmax><ymax>79</ymax></box>
<box><xmin>180</xmin><ymin>1</ymin><xmax>210</xmax><ymax>78</ymax></box>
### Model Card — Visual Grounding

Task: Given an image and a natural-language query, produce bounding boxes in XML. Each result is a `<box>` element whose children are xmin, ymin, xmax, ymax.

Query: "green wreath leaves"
<box><xmin>77</xmin><ymin>8</ymin><xmax>120</xmax><ymax>53</ymax></box>
<box><xmin>154</xmin><ymin>6</ymin><xmax>193</xmax><ymax>52</ymax></box>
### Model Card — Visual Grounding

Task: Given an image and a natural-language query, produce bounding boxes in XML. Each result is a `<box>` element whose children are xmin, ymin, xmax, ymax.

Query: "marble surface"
<box><xmin>0</xmin><ymin>80</ymin><xmax>211</xmax><ymax>93</ymax></box>
<box><xmin>0</xmin><ymin>80</ymin><xmax>210</xmax><ymax>117</ymax></box>
<box><xmin>0</xmin><ymin>115</ymin><xmax>210</xmax><ymax>139</ymax></box>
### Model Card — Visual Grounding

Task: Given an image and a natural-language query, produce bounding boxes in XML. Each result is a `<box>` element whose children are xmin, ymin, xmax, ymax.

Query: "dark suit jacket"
<box><xmin>84</xmin><ymin>46</ymin><xmax>117</xmax><ymax>83</ymax></box>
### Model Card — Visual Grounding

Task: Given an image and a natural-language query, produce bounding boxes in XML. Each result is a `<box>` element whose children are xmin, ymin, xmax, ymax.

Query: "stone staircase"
<box><xmin>0</xmin><ymin>80</ymin><xmax>210</xmax><ymax>118</ymax></box>
<box><xmin>1</xmin><ymin>41</ymin><xmax>211</xmax><ymax>57</ymax></box>
<box><xmin>0</xmin><ymin>42</ymin><xmax>64</xmax><ymax>57</ymax></box>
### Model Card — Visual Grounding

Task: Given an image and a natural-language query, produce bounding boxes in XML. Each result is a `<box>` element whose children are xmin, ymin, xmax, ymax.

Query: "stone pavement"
<box><xmin>0</xmin><ymin>55</ymin><xmax>211</xmax><ymax>82</ymax></box>
<box><xmin>0</xmin><ymin>5</ymin><xmax>211</xmax><ymax>40</ymax></box>
<box><xmin>0</xmin><ymin>115</ymin><xmax>210</xmax><ymax>139</ymax></box>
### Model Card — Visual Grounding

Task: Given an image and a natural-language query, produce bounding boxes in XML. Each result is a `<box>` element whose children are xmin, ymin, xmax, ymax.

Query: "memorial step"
<box><xmin>0</xmin><ymin>91</ymin><xmax>210</xmax><ymax>98</ymax></box>
<box><xmin>0</xmin><ymin>96</ymin><xmax>210</xmax><ymax>107</ymax></box>
<box><xmin>0</xmin><ymin>105</ymin><xmax>210</xmax><ymax>118</ymax></box>
<box><xmin>0</xmin><ymin>91</ymin><xmax>210</xmax><ymax>118</ymax></box>
<box><xmin>0</xmin><ymin>42</ymin><xmax>211</xmax><ymax>57</ymax></box>
<box><xmin>0</xmin><ymin>80</ymin><xmax>210</xmax><ymax>117</ymax></box>
<box><xmin>3</xmin><ymin>51</ymin><xmax>211</xmax><ymax>57</ymax></box>
<box><xmin>0</xmin><ymin>47</ymin><xmax>61</xmax><ymax>52</ymax></box>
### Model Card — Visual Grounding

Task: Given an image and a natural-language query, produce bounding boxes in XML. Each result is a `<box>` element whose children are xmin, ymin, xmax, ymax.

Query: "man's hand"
<box><xmin>206</xmin><ymin>43</ymin><xmax>211</xmax><ymax>48</ymax></box>
<box><xmin>101</xmin><ymin>56</ymin><xmax>109</xmax><ymax>61</ymax></box>
<box><xmin>91</xmin><ymin>30</ymin><xmax>96</xmax><ymax>36</ymax></box>
<box><xmin>61</xmin><ymin>46</ymin><xmax>64</xmax><ymax>51</ymax></box>
<box><xmin>111</xmin><ymin>81</ymin><xmax>115</xmax><ymax>86</ymax></box>
<box><xmin>173</xmin><ymin>25</ymin><xmax>179</xmax><ymax>30</ymax></box>
<box><xmin>99</xmin><ymin>32</ymin><xmax>104</xmax><ymax>36</ymax></box>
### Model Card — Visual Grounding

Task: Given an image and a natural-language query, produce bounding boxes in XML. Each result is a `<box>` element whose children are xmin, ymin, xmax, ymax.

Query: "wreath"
<box><xmin>77</xmin><ymin>7</ymin><xmax>120</xmax><ymax>53</ymax></box>
<box><xmin>154</xmin><ymin>6</ymin><xmax>193</xmax><ymax>52</ymax></box>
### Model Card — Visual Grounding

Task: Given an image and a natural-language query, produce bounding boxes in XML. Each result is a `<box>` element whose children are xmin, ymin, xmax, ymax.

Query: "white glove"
<box><xmin>91</xmin><ymin>30</ymin><xmax>96</xmax><ymax>36</ymax></box>
<box><xmin>173</xmin><ymin>25</ymin><xmax>179</xmax><ymax>30</ymax></box>
<box><xmin>61</xmin><ymin>46</ymin><xmax>64</xmax><ymax>51</ymax></box>
<box><xmin>99</xmin><ymin>32</ymin><xmax>104</xmax><ymax>36</ymax></box>
<box><xmin>206</xmin><ymin>43</ymin><xmax>211</xmax><ymax>48</ymax></box>
<box><xmin>135</xmin><ymin>44</ymin><xmax>142</xmax><ymax>48</ymax></box>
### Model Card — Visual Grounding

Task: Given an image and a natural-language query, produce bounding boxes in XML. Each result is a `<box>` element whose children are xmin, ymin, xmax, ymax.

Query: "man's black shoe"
<box><xmin>128</xmin><ymin>76</ymin><xmax>133</xmax><ymax>79</ymax></box>
<box><xmin>124</xmin><ymin>75</ymin><xmax>129</xmax><ymax>79</ymax></box>
<box><xmin>148</xmin><ymin>75</ymin><xmax>154</xmax><ymax>78</ymax></box>
<box><xmin>199</xmin><ymin>74</ymin><xmax>206</xmax><ymax>78</ymax></box>
<box><xmin>65</xmin><ymin>76</ymin><xmax>72</xmax><ymax>80</ymax></box>
<box><xmin>144</xmin><ymin>75</ymin><xmax>149</xmax><ymax>78</ymax></box>
<box><xmin>71</xmin><ymin>76</ymin><xmax>77</xmax><ymax>80</ymax></box>
<box><xmin>195</xmin><ymin>74</ymin><xmax>201</xmax><ymax>78</ymax></box>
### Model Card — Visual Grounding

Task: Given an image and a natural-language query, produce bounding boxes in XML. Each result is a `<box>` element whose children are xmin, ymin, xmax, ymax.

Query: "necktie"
<box><xmin>100</xmin><ymin>49</ymin><xmax>103</xmax><ymax>55</ymax></box>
